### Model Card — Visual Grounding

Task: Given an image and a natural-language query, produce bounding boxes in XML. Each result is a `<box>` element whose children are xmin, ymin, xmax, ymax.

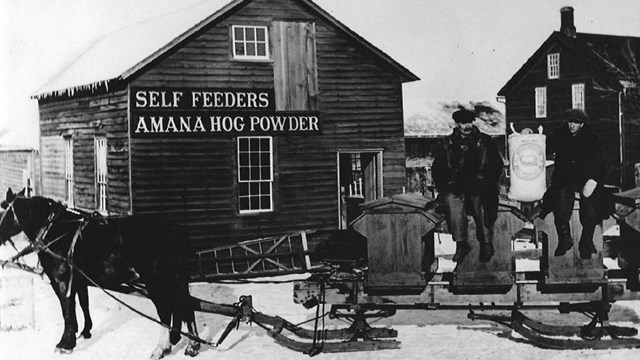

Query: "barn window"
<box><xmin>572</xmin><ymin>83</ymin><xmax>585</xmax><ymax>110</ymax></box>
<box><xmin>237</xmin><ymin>136</ymin><xmax>273</xmax><ymax>213</ymax></box>
<box><xmin>535</xmin><ymin>86</ymin><xmax>547</xmax><ymax>118</ymax></box>
<box><xmin>63</xmin><ymin>137</ymin><xmax>74</xmax><ymax>207</ymax></box>
<box><xmin>95</xmin><ymin>137</ymin><xmax>108</xmax><ymax>213</ymax></box>
<box><xmin>547</xmin><ymin>53</ymin><xmax>560</xmax><ymax>79</ymax></box>
<box><xmin>232</xmin><ymin>25</ymin><xmax>269</xmax><ymax>60</ymax></box>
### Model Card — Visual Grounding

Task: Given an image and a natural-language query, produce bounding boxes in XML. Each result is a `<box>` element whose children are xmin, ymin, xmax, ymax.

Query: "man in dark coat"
<box><xmin>543</xmin><ymin>108</ymin><xmax>608</xmax><ymax>259</ymax></box>
<box><xmin>432</xmin><ymin>109</ymin><xmax>504</xmax><ymax>263</ymax></box>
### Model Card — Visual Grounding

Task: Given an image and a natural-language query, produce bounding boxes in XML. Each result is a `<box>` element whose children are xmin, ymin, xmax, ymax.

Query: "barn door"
<box><xmin>272</xmin><ymin>21</ymin><xmax>318</xmax><ymax>110</ymax></box>
<box><xmin>338</xmin><ymin>151</ymin><xmax>383</xmax><ymax>229</ymax></box>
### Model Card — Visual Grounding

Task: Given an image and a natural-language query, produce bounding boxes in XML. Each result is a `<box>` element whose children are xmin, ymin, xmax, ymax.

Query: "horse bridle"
<box><xmin>0</xmin><ymin>197</ymin><xmax>22</xmax><ymax>236</ymax></box>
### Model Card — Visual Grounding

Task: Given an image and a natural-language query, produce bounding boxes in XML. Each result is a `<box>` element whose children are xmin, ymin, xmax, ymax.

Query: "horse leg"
<box><xmin>51</xmin><ymin>280</ymin><xmax>78</xmax><ymax>352</ymax></box>
<box><xmin>183</xmin><ymin>310</ymin><xmax>201</xmax><ymax>357</ymax></box>
<box><xmin>76</xmin><ymin>283</ymin><xmax>92</xmax><ymax>338</ymax></box>
<box><xmin>150</xmin><ymin>302</ymin><xmax>173</xmax><ymax>360</ymax></box>
<box><xmin>181</xmin><ymin>289</ymin><xmax>200</xmax><ymax>357</ymax></box>
<box><xmin>170</xmin><ymin>311</ymin><xmax>183</xmax><ymax>346</ymax></box>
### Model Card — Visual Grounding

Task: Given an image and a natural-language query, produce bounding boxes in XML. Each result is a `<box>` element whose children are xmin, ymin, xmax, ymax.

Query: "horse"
<box><xmin>0</xmin><ymin>188</ymin><xmax>201</xmax><ymax>359</ymax></box>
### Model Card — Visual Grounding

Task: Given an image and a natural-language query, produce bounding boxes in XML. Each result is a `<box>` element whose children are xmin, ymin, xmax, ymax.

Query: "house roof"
<box><xmin>34</xmin><ymin>0</ymin><xmax>418</xmax><ymax>99</ymax></box>
<box><xmin>498</xmin><ymin>31</ymin><xmax>640</xmax><ymax>96</ymax></box>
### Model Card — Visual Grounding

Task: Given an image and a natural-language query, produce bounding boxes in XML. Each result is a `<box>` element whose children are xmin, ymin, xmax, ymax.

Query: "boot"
<box><xmin>578</xmin><ymin>239</ymin><xmax>597</xmax><ymax>260</ymax></box>
<box><xmin>554</xmin><ymin>227</ymin><xmax>573</xmax><ymax>257</ymax></box>
<box><xmin>479</xmin><ymin>242</ymin><xmax>494</xmax><ymax>262</ymax></box>
<box><xmin>554</xmin><ymin>238</ymin><xmax>573</xmax><ymax>256</ymax></box>
<box><xmin>452</xmin><ymin>241</ymin><xmax>471</xmax><ymax>263</ymax></box>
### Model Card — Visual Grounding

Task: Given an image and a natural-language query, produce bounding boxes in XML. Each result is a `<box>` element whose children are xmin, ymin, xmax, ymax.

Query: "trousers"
<box><xmin>441</xmin><ymin>192</ymin><xmax>493</xmax><ymax>244</ymax></box>
<box><xmin>552</xmin><ymin>186</ymin><xmax>599</xmax><ymax>244</ymax></box>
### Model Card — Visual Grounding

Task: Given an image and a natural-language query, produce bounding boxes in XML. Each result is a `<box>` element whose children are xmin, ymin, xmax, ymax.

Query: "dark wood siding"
<box><xmin>129</xmin><ymin>0</ymin><xmax>407</xmax><ymax>250</ymax></box>
<box><xmin>504</xmin><ymin>42</ymin><xmax>624</xmax><ymax>186</ymax></box>
<box><xmin>38</xmin><ymin>91</ymin><xmax>130</xmax><ymax>214</ymax></box>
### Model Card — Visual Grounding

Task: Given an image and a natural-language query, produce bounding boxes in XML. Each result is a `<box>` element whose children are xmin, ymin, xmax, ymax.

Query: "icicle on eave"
<box><xmin>34</xmin><ymin>79</ymin><xmax>117</xmax><ymax>100</ymax></box>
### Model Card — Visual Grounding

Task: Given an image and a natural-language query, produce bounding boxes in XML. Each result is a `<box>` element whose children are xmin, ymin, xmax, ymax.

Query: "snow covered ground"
<box><xmin>2</xmin><ymin>236</ymin><xmax>640</xmax><ymax>360</ymax></box>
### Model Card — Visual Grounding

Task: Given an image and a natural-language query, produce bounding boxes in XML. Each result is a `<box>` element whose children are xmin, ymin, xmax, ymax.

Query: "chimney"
<box><xmin>560</xmin><ymin>6</ymin><xmax>576</xmax><ymax>38</ymax></box>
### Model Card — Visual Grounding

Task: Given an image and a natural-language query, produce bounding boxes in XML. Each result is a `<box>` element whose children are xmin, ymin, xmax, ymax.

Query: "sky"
<box><xmin>1</xmin><ymin>0</ymin><xmax>639</xmax><ymax>148</ymax></box>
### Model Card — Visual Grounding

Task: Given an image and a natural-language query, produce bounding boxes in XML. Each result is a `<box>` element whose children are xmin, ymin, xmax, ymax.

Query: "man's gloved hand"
<box><xmin>582</xmin><ymin>179</ymin><xmax>597</xmax><ymax>198</ymax></box>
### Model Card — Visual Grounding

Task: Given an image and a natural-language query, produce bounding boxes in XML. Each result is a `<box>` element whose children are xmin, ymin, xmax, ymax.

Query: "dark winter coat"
<box><xmin>432</xmin><ymin>126</ymin><xmax>504</xmax><ymax>225</ymax></box>
<box><xmin>543</xmin><ymin>124</ymin><xmax>611</xmax><ymax>220</ymax></box>
<box><xmin>547</xmin><ymin>123</ymin><xmax>605</xmax><ymax>191</ymax></box>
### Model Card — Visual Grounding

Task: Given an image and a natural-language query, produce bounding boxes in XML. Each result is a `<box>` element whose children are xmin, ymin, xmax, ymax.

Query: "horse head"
<box><xmin>0</xmin><ymin>188</ymin><xmax>56</xmax><ymax>244</ymax></box>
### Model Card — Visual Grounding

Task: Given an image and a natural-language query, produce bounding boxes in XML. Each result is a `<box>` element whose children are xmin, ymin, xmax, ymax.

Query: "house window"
<box><xmin>572</xmin><ymin>83</ymin><xmax>585</xmax><ymax>110</ymax></box>
<box><xmin>232</xmin><ymin>25</ymin><xmax>269</xmax><ymax>60</ymax></box>
<box><xmin>547</xmin><ymin>53</ymin><xmax>560</xmax><ymax>79</ymax></box>
<box><xmin>237</xmin><ymin>136</ymin><xmax>273</xmax><ymax>213</ymax></box>
<box><xmin>95</xmin><ymin>137</ymin><xmax>108</xmax><ymax>213</ymax></box>
<box><xmin>64</xmin><ymin>137</ymin><xmax>74</xmax><ymax>207</ymax></box>
<box><xmin>535</xmin><ymin>87</ymin><xmax>547</xmax><ymax>118</ymax></box>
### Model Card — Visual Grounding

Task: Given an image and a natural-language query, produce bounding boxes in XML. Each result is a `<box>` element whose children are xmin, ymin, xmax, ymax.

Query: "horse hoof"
<box><xmin>81</xmin><ymin>330</ymin><xmax>92</xmax><ymax>339</ymax></box>
<box><xmin>184</xmin><ymin>342</ymin><xmax>200</xmax><ymax>357</ymax></box>
<box><xmin>150</xmin><ymin>346</ymin><xmax>171</xmax><ymax>359</ymax></box>
<box><xmin>55</xmin><ymin>346</ymin><xmax>73</xmax><ymax>354</ymax></box>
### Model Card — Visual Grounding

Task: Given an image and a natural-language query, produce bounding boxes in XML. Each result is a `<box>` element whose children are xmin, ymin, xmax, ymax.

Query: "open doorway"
<box><xmin>337</xmin><ymin>150</ymin><xmax>383</xmax><ymax>228</ymax></box>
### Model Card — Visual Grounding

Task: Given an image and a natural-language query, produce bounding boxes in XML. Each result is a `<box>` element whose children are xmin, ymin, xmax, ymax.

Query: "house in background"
<box><xmin>497</xmin><ymin>7</ymin><xmax>640</xmax><ymax>189</ymax></box>
<box><xmin>0</xmin><ymin>146</ymin><xmax>39</xmax><ymax>197</ymax></box>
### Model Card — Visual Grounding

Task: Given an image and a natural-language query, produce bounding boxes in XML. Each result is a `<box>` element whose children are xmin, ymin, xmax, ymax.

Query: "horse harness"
<box><xmin>2</xmin><ymin>198</ymin><xmax>91</xmax><ymax>295</ymax></box>
<box><xmin>1</xmin><ymin>196</ymin><xmax>218</xmax><ymax>348</ymax></box>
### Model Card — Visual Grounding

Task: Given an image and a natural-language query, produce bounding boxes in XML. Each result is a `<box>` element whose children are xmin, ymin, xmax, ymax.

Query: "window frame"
<box><xmin>231</xmin><ymin>25</ymin><xmax>270</xmax><ymax>61</ymax></box>
<box><xmin>572</xmin><ymin>83</ymin><xmax>585</xmax><ymax>110</ymax></box>
<box><xmin>535</xmin><ymin>86</ymin><xmax>547</xmax><ymax>118</ymax></box>
<box><xmin>95</xmin><ymin>137</ymin><xmax>108</xmax><ymax>213</ymax></box>
<box><xmin>547</xmin><ymin>53</ymin><xmax>560</xmax><ymax>79</ymax></box>
<box><xmin>237</xmin><ymin>136</ymin><xmax>274</xmax><ymax>214</ymax></box>
<box><xmin>63</xmin><ymin>137</ymin><xmax>74</xmax><ymax>207</ymax></box>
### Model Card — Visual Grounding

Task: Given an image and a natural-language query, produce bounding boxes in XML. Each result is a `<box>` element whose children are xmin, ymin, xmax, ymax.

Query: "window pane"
<box><xmin>250</xmin><ymin>197</ymin><xmax>260</xmax><ymax>210</ymax></box>
<box><xmin>240</xmin><ymin>197</ymin><xmax>250</xmax><ymax>210</ymax></box>
<box><xmin>250</xmin><ymin>182</ymin><xmax>260</xmax><ymax>194</ymax></box>
<box><xmin>235</xmin><ymin>42</ymin><xmax>245</xmax><ymax>56</ymax></box>
<box><xmin>250</xmin><ymin>138</ymin><xmax>260</xmax><ymax>151</ymax></box>
<box><xmin>260</xmin><ymin>167</ymin><xmax>270</xmax><ymax>180</ymax></box>
<box><xmin>260</xmin><ymin>182</ymin><xmax>270</xmax><ymax>194</ymax></box>
<box><xmin>239</xmin><ymin>138</ymin><xmax>249</xmax><ymax>151</ymax></box>
<box><xmin>234</xmin><ymin>27</ymin><xmax>244</xmax><ymax>41</ymax></box>
<box><xmin>246</xmin><ymin>43</ymin><xmax>256</xmax><ymax>56</ymax></box>
<box><xmin>260</xmin><ymin>195</ymin><xmax>270</xmax><ymax>209</ymax></box>
<box><xmin>240</xmin><ymin>167</ymin><xmax>250</xmax><ymax>181</ymax></box>
<box><xmin>250</xmin><ymin>152</ymin><xmax>260</xmax><ymax>165</ymax></box>
<box><xmin>260</xmin><ymin>153</ymin><xmax>270</xmax><ymax>166</ymax></box>
<box><xmin>240</xmin><ymin>182</ymin><xmax>249</xmax><ymax>195</ymax></box>
<box><xmin>246</xmin><ymin>28</ymin><xmax>255</xmax><ymax>41</ymax></box>
<box><xmin>260</xmin><ymin>138</ymin><xmax>270</xmax><ymax>151</ymax></box>
<box><xmin>256</xmin><ymin>28</ymin><xmax>265</xmax><ymax>41</ymax></box>
<box><xmin>256</xmin><ymin>43</ymin><xmax>266</xmax><ymax>56</ymax></box>
<box><xmin>239</xmin><ymin>152</ymin><xmax>249</xmax><ymax>166</ymax></box>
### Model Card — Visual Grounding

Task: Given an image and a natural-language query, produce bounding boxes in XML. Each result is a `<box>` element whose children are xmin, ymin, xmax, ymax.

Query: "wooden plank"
<box><xmin>535</xmin><ymin>203</ymin><xmax>606</xmax><ymax>290</ymax></box>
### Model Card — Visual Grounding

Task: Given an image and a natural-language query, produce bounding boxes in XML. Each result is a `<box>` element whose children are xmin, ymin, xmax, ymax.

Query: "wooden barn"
<box><xmin>32</xmin><ymin>0</ymin><xmax>418</xmax><ymax>257</ymax></box>
<box><xmin>497</xmin><ymin>7</ymin><xmax>640</xmax><ymax>189</ymax></box>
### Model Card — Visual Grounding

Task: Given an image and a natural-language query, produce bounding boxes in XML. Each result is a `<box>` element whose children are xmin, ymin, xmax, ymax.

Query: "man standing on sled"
<box><xmin>541</xmin><ymin>108</ymin><xmax>610</xmax><ymax>259</ymax></box>
<box><xmin>432</xmin><ymin>109</ymin><xmax>504</xmax><ymax>263</ymax></box>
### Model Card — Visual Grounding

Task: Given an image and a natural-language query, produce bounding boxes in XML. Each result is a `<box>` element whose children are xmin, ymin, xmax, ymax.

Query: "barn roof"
<box><xmin>498</xmin><ymin>31</ymin><xmax>640</xmax><ymax>96</ymax></box>
<box><xmin>33</xmin><ymin>0</ymin><xmax>419</xmax><ymax>99</ymax></box>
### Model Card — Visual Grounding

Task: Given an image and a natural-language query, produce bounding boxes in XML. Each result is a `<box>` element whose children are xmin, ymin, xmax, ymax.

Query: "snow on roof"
<box><xmin>34</xmin><ymin>0</ymin><xmax>418</xmax><ymax>100</ymax></box>
<box><xmin>404</xmin><ymin>100</ymin><xmax>505</xmax><ymax>137</ymax></box>
<box><xmin>34</xmin><ymin>0</ymin><xmax>237</xmax><ymax>99</ymax></box>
